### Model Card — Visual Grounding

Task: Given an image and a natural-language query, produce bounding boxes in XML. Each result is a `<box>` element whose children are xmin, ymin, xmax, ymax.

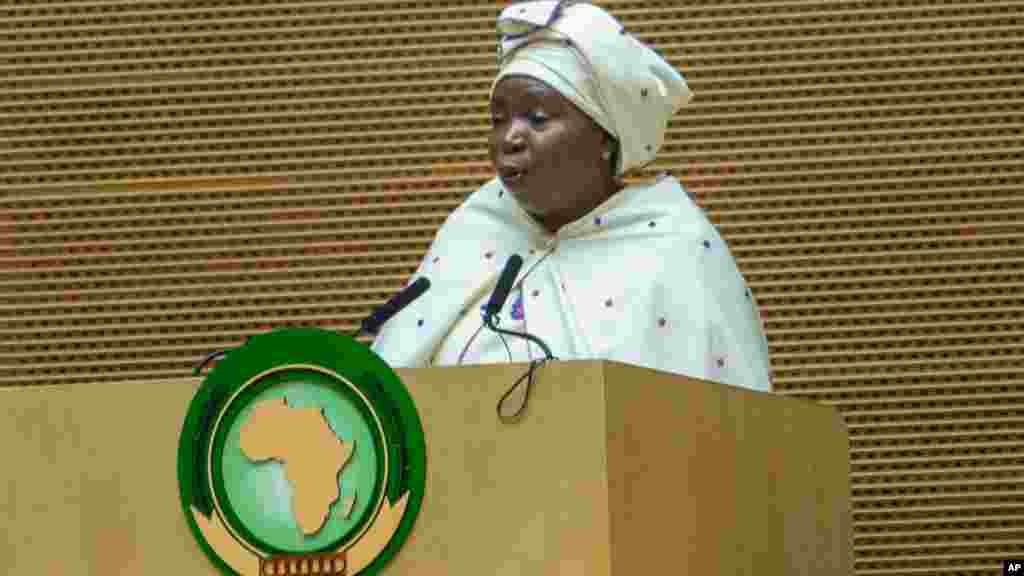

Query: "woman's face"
<box><xmin>488</xmin><ymin>75</ymin><xmax>616</xmax><ymax>232</ymax></box>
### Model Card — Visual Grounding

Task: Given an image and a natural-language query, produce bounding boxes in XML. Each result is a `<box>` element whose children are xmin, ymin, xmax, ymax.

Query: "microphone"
<box><xmin>194</xmin><ymin>276</ymin><xmax>431</xmax><ymax>375</ymax></box>
<box><xmin>484</xmin><ymin>254</ymin><xmax>523</xmax><ymax>318</ymax></box>
<box><xmin>483</xmin><ymin>254</ymin><xmax>554</xmax><ymax>361</ymax></box>
<box><xmin>355</xmin><ymin>276</ymin><xmax>431</xmax><ymax>338</ymax></box>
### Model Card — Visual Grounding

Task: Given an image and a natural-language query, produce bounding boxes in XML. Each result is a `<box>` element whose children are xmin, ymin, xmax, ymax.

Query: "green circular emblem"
<box><xmin>178</xmin><ymin>327</ymin><xmax>426</xmax><ymax>575</ymax></box>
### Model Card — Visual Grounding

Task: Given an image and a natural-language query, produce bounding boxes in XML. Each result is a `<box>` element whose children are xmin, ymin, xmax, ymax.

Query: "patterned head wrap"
<box><xmin>491</xmin><ymin>1</ymin><xmax>692</xmax><ymax>175</ymax></box>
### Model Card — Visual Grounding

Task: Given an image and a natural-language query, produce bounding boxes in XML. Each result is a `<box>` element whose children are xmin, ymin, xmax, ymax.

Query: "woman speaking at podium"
<box><xmin>372</xmin><ymin>1</ymin><xmax>771</xmax><ymax>393</ymax></box>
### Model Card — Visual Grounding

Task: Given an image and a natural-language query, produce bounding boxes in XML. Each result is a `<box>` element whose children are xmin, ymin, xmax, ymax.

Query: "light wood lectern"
<box><xmin>2</xmin><ymin>360</ymin><xmax>850</xmax><ymax>575</ymax></box>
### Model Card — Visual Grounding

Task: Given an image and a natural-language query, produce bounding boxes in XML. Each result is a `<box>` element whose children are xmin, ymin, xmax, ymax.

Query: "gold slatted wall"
<box><xmin>2</xmin><ymin>1</ymin><xmax>1023</xmax><ymax>573</ymax></box>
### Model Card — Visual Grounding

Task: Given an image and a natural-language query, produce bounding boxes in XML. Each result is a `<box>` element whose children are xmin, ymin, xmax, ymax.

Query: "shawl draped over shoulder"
<box><xmin>371</xmin><ymin>175</ymin><xmax>772</xmax><ymax>392</ymax></box>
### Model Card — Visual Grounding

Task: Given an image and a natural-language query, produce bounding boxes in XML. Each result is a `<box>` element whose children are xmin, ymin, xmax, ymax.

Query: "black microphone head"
<box><xmin>361</xmin><ymin>276</ymin><xmax>431</xmax><ymax>336</ymax></box>
<box><xmin>484</xmin><ymin>254</ymin><xmax>523</xmax><ymax>318</ymax></box>
<box><xmin>402</xmin><ymin>276</ymin><xmax>431</xmax><ymax>300</ymax></box>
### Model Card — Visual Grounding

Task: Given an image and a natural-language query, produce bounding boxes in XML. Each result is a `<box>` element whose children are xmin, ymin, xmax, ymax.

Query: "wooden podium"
<box><xmin>1</xmin><ymin>360</ymin><xmax>850</xmax><ymax>574</ymax></box>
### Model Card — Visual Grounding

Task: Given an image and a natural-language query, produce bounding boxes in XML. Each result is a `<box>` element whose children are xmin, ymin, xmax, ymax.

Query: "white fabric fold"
<box><xmin>371</xmin><ymin>176</ymin><xmax>771</xmax><ymax>392</ymax></box>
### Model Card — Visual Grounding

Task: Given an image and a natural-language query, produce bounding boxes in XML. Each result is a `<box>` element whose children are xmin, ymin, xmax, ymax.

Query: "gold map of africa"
<box><xmin>238</xmin><ymin>398</ymin><xmax>355</xmax><ymax>536</ymax></box>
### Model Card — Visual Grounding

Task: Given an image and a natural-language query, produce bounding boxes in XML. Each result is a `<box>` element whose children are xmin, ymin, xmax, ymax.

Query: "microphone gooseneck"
<box><xmin>483</xmin><ymin>315</ymin><xmax>555</xmax><ymax>360</ymax></box>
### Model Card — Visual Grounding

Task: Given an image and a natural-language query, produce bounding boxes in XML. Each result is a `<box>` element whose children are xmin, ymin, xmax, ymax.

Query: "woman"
<box><xmin>372</xmin><ymin>1</ymin><xmax>771</xmax><ymax>392</ymax></box>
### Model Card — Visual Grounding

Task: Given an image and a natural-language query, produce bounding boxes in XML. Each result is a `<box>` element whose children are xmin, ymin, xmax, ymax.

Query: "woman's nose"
<box><xmin>501</xmin><ymin>122</ymin><xmax>527</xmax><ymax>154</ymax></box>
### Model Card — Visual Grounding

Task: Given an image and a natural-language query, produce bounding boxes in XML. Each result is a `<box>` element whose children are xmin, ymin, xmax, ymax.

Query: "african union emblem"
<box><xmin>178</xmin><ymin>327</ymin><xmax>426</xmax><ymax>575</ymax></box>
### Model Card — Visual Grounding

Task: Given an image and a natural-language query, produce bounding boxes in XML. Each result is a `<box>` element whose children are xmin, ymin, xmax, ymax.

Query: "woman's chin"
<box><xmin>511</xmin><ymin>195</ymin><xmax>548</xmax><ymax>217</ymax></box>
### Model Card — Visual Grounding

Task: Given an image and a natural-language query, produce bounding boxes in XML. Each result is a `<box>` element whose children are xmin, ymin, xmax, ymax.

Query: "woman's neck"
<box><xmin>533</xmin><ymin>178</ymin><xmax>625</xmax><ymax>234</ymax></box>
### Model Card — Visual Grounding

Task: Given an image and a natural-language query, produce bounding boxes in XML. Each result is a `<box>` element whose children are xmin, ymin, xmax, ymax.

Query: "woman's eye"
<box><xmin>529</xmin><ymin>112</ymin><xmax>548</xmax><ymax>124</ymax></box>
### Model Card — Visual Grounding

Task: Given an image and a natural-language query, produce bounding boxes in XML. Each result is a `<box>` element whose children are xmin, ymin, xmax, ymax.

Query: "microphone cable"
<box><xmin>481</xmin><ymin>253</ymin><xmax>558</xmax><ymax>423</ymax></box>
<box><xmin>484</xmin><ymin>312</ymin><xmax>555</xmax><ymax>423</ymax></box>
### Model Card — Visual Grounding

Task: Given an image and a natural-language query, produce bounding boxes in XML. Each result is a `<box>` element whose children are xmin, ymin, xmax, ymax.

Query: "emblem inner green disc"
<box><xmin>178</xmin><ymin>327</ymin><xmax>426</xmax><ymax>576</ymax></box>
<box><xmin>214</xmin><ymin>370</ymin><xmax>384</xmax><ymax>553</ymax></box>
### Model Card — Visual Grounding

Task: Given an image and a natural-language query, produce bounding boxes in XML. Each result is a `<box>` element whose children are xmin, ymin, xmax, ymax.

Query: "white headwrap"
<box><xmin>491</xmin><ymin>1</ymin><xmax>692</xmax><ymax>175</ymax></box>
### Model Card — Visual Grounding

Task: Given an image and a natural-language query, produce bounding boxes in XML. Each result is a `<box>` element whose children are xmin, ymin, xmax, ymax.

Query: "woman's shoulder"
<box><xmin>438</xmin><ymin>177</ymin><xmax>536</xmax><ymax>236</ymax></box>
<box><xmin>440</xmin><ymin>177</ymin><xmax>506</xmax><ymax>225</ymax></box>
<box><xmin>623</xmin><ymin>173</ymin><xmax>712</xmax><ymax>240</ymax></box>
<box><xmin>425</xmin><ymin>177</ymin><xmax>536</xmax><ymax>259</ymax></box>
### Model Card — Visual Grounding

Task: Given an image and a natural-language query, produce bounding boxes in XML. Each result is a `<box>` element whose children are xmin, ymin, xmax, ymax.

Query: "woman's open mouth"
<box><xmin>498</xmin><ymin>165</ymin><xmax>527</xmax><ymax>187</ymax></box>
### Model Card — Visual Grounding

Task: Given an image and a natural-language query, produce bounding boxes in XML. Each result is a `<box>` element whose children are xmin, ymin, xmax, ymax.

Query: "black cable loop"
<box><xmin>484</xmin><ymin>314</ymin><xmax>556</xmax><ymax>423</ymax></box>
<box><xmin>496</xmin><ymin>358</ymin><xmax>548</xmax><ymax>424</ymax></box>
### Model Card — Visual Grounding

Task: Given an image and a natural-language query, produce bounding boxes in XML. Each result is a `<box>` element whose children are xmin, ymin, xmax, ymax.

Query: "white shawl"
<box><xmin>371</xmin><ymin>175</ymin><xmax>771</xmax><ymax>392</ymax></box>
